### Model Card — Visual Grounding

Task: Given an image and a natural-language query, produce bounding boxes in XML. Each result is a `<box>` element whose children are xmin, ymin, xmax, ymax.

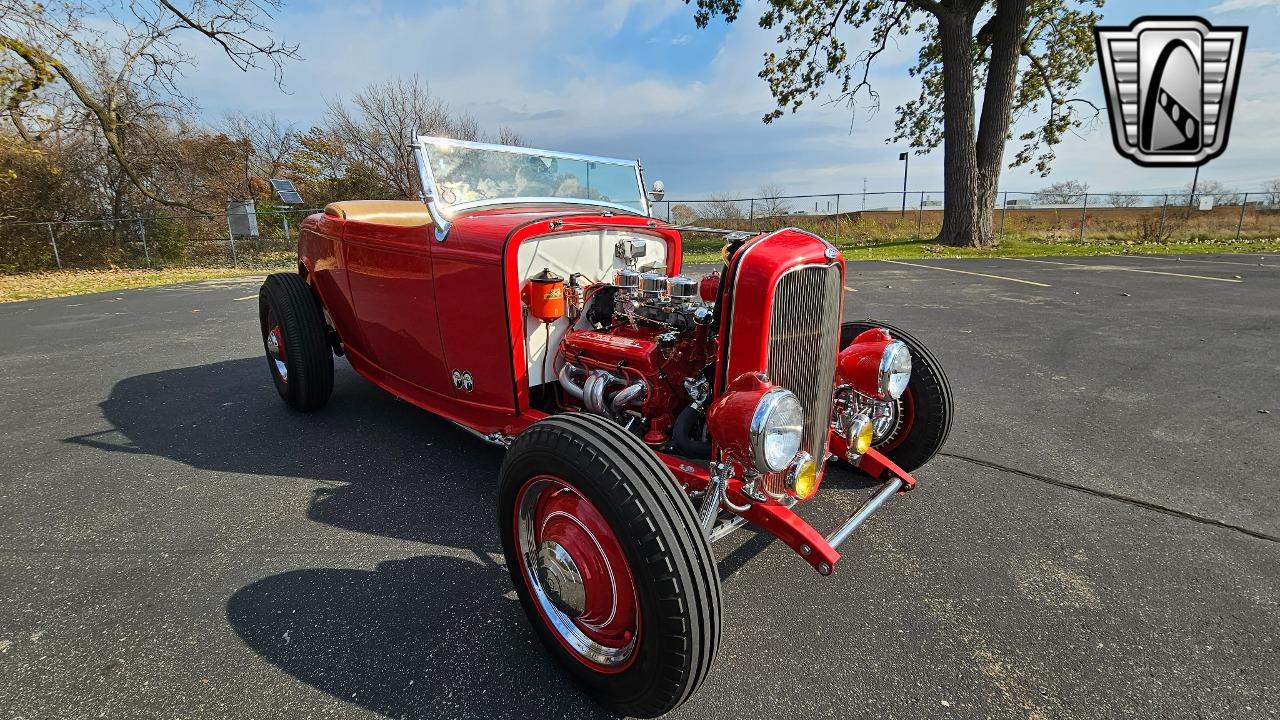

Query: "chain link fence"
<box><xmin>4</xmin><ymin>190</ymin><xmax>1279</xmax><ymax>272</ymax></box>
<box><xmin>656</xmin><ymin>190</ymin><xmax>1280</xmax><ymax>248</ymax></box>
<box><xmin>0</xmin><ymin>207</ymin><xmax>321</xmax><ymax>272</ymax></box>
<box><xmin>993</xmin><ymin>191</ymin><xmax>1280</xmax><ymax>244</ymax></box>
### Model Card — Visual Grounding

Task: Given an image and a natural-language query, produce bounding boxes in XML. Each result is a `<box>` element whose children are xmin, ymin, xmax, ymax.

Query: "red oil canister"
<box><xmin>524</xmin><ymin>267</ymin><xmax>566</xmax><ymax>322</ymax></box>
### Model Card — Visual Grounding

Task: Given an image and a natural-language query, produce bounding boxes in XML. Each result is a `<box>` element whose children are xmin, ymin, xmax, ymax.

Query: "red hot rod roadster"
<box><xmin>258</xmin><ymin>136</ymin><xmax>952</xmax><ymax>716</ymax></box>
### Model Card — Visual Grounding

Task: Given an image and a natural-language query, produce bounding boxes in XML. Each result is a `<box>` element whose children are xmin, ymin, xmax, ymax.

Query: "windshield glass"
<box><xmin>422</xmin><ymin>140</ymin><xmax>645</xmax><ymax>213</ymax></box>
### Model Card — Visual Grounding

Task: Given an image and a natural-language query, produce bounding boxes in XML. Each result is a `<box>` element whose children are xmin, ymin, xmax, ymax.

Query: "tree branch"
<box><xmin>833</xmin><ymin>3</ymin><xmax>913</xmax><ymax>117</ymax></box>
<box><xmin>0</xmin><ymin>32</ymin><xmax>205</xmax><ymax>212</ymax></box>
<box><xmin>902</xmin><ymin>0</ymin><xmax>944</xmax><ymax>16</ymax></box>
<box><xmin>155</xmin><ymin>0</ymin><xmax>299</xmax><ymax>81</ymax></box>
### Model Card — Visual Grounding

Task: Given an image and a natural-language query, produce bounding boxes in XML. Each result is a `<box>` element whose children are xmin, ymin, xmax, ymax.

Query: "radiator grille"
<box><xmin>762</xmin><ymin>263</ymin><xmax>843</xmax><ymax>496</ymax></box>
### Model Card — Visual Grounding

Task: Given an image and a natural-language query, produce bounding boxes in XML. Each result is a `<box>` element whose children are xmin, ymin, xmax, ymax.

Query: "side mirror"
<box><xmin>649</xmin><ymin>180</ymin><xmax>665</xmax><ymax>202</ymax></box>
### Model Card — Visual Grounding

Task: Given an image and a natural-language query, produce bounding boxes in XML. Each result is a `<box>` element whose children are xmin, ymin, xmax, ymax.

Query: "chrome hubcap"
<box><xmin>266</xmin><ymin>326</ymin><xmax>287</xmax><ymax>382</ymax></box>
<box><xmin>515</xmin><ymin>477</ymin><xmax>639</xmax><ymax>668</ymax></box>
<box><xmin>536</xmin><ymin>540</ymin><xmax>587</xmax><ymax>617</ymax></box>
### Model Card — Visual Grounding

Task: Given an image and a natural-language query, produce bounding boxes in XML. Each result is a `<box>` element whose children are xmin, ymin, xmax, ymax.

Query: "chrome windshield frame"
<box><xmin>413</xmin><ymin>135</ymin><xmax>650</xmax><ymax>241</ymax></box>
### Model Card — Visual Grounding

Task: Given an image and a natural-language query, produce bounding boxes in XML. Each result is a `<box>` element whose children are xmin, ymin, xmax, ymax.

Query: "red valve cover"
<box><xmin>561</xmin><ymin>329</ymin><xmax>662</xmax><ymax>375</ymax></box>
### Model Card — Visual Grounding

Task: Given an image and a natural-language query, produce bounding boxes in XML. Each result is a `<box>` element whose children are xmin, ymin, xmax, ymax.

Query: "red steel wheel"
<box><xmin>839</xmin><ymin>320</ymin><xmax>952</xmax><ymax>472</ymax></box>
<box><xmin>498</xmin><ymin>413</ymin><xmax>721</xmax><ymax>718</ymax></box>
<box><xmin>514</xmin><ymin>475</ymin><xmax>640</xmax><ymax>670</ymax></box>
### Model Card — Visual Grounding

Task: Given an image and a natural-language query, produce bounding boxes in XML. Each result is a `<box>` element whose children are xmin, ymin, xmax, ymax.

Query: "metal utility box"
<box><xmin>226</xmin><ymin>199</ymin><xmax>260</xmax><ymax>239</ymax></box>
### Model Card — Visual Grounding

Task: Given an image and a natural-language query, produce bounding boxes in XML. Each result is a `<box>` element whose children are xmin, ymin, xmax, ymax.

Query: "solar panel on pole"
<box><xmin>270</xmin><ymin>179</ymin><xmax>304</xmax><ymax>205</ymax></box>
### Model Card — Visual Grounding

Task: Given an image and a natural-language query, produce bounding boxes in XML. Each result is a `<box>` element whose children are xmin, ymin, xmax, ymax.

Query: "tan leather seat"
<box><xmin>324</xmin><ymin>200</ymin><xmax>432</xmax><ymax>227</ymax></box>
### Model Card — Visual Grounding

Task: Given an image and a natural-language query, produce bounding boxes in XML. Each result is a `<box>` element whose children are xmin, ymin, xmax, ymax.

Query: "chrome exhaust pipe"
<box><xmin>558</xmin><ymin>362</ymin><xmax>646</xmax><ymax>420</ymax></box>
<box><xmin>557</xmin><ymin>363</ymin><xmax>584</xmax><ymax>400</ymax></box>
<box><xmin>582</xmin><ymin>370</ymin><xmax>617</xmax><ymax>415</ymax></box>
<box><xmin>610</xmin><ymin>381</ymin><xmax>647</xmax><ymax>416</ymax></box>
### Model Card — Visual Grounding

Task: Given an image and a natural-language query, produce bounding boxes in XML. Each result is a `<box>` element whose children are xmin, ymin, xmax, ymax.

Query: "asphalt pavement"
<box><xmin>1</xmin><ymin>253</ymin><xmax>1277</xmax><ymax>719</ymax></box>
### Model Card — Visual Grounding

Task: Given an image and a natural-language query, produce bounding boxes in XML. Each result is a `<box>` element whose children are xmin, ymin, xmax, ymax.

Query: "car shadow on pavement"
<box><xmin>66</xmin><ymin>357</ymin><xmax>621</xmax><ymax>717</ymax></box>
<box><xmin>227</xmin><ymin>553</ymin><xmax>616</xmax><ymax>720</ymax></box>
<box><xmin>65</xmin><ymin>356</ymin><xmax>525</xmax><ymax>541</ymax></box>
<box><xmin>65</xmin><ymin>356</ymin><xmax>501</xmax><ymax>490</ymax></box>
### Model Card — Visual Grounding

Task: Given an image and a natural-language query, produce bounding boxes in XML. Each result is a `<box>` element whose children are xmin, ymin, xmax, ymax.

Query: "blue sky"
<box><xmin>181</xmin><ymin>0</ymin><xmax>1280</xmax><ymax>201</ymax></box>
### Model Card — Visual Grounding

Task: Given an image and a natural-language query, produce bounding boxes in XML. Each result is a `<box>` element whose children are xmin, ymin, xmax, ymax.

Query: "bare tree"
<box><xmin>221</xmin><ymin>111</ymin><xmax>298</xmax><ymax>200</ymax></box>
<box><xmin>1</xmin><ymin>1</ymin><xmax>298</xmax><ymax>210</ymax></box>
<box><xmin>1035</xmin><ymin>179</ymin><xmax>1089</xmax><ymax>205</ymax></box>
<box><xmin>1179</xmin><ymin>180</ymin><xmax>1240</xmax><ymax>207</ymax></box>
<box><xmin>1261</xmin><ymin>179</ymin><xmax>1280</xmax><ymax>207</ymax></box>
<box><xmin>323</xmin><ymin>76</ymin><xmax>484</xmax><ymax>199</ymax></box>
<box><xmin>493</xmin><ymin>125</ymin><xmax>524</xmax><ymax>147</ymax></box>
<box><xmin>756</xmin><ymin>183</ymin><xmax>792</xmax><ymax>217</ymax></box>
<box><xmin>1108</xmin><ymin>192</ymin><xmax>1139</xmax><ymax>208</ymax></box>
<box><xmin>701</xmin><ymin>193</ymin><xmax>746</xmax><ymax>222</ymax></box>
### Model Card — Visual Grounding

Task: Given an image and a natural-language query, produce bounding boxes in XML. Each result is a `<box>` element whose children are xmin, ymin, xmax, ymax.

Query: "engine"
<box><xmin>555</xmin><ymin>267</ymin><xmax>721</xmax><ymax>454</ymax></box>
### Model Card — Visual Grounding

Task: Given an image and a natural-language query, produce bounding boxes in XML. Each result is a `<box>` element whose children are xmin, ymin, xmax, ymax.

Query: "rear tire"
<box><xmin>259</xmin><ymin>273</ymin><xmax>333</xmax><ymax>411</ymax></box>
<box><xmin>840</xmin><ymin>320</ymin><xmax>952</xmax><ymax>472</ymax></box>
<box><xmin>498</xmin><ymin>413</ymin><xmax>721</xmax><ymax>718</ymax></box>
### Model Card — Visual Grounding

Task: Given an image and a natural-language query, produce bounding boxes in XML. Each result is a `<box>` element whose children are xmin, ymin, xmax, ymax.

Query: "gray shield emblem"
<box><xmin>1095</xmin><ymin>16</ymin><xmax>1247</xmax><ymax>167</ymax></box>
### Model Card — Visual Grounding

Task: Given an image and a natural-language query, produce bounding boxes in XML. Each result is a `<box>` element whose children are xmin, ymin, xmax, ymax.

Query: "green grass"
<box><xmin>681</xmin><ymin>233</ymin><xmax>1280</xmax><ymax>265</ymax></box>
<box><xmin>0</xmin><ymin>267</ymin><xmax>277</xmax><ymax>303</ymax></box>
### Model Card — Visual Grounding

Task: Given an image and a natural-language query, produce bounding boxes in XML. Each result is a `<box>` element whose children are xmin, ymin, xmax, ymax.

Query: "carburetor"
<box><xmin>613</xmin><ymin>269</ymin><xmax>712</xmax><ymax>331</ymax></box>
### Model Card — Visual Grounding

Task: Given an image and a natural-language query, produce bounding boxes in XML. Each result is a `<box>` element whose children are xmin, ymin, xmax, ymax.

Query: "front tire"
<box><xmin>841</xmin><ymin>320</ymin><xmax>953</xmax><ymax>472</ymax></box>
<box><xmin>498</xmin><ymin>413</ymin><xmax>721</xmax><ymax>718</ymax></box>
<box><xmin>258</xmin><ymin>273</ymin><xmax>333</xmax><ymax>411</ymax></box>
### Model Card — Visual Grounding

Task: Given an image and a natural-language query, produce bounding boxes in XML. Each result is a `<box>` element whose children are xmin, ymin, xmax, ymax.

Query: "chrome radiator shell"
<box><xmin>759</xmin><ymin>263</ymin><xmax>844</xmax><ymax>496</ymax></box>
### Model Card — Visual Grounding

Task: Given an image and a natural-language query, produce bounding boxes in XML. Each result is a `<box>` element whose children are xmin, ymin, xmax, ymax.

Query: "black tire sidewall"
<box><xmin>498</xmin><ymin>414</ymin><xmax>720</xmax><ymax>718</ymax></box>
<box><xmin>259</xmin><ymin>273</ymin><xmax>333</xmax><ymax>412</ymax></box>
<box><xmin>840</xmin><ymin>320</ymin><xmax>953</xmax><ymax>472</ymax></box>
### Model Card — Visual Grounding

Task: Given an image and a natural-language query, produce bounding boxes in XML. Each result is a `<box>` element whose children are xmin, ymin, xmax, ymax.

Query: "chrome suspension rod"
<box><xmin>825</xmin><ymin>477</ymin><xmax>904</xmax><ymax>550</ymax></box>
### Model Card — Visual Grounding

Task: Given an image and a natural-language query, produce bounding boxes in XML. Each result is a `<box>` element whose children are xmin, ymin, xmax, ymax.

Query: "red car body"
<box><xmin>257</xmin><ymin>136</ymin><xmax>951</xmax><ymax>716</ymax></box>
<box><xmin>296</xmin><ymin>203</ymin><xmax>916</xmax><ymax>574</ymax></box>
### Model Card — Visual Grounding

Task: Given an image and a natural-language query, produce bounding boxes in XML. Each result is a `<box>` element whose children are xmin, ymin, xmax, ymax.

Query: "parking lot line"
<box><xmin>234</xmin><ymin>295</ymin><xmax>258</xmax><ymax>301</ymax></box>
<box><xmin>1001</xmin><ymin>257</ymin><xmax>1242</xmax><ymax>283</ymax></box>
<box><xmin>1121</xmin><ymin>255</ymin><xmax>1280</xmax><ymax>269</ymax></box>
<box><xmin>878</xmin><ymin>259</ymin><xmax>1052</xmax><ymax>287</ymax></box>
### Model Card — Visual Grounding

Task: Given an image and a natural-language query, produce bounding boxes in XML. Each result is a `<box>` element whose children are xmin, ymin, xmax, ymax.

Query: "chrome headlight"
<box><xmin>749</xmin><ymin>388</ymin><xmax>804</xmax><ymax>472</ymax></box>
<box><xmin>878</xmin><ymin>340</ymin><xmax>912</xmax><ymax>399</ymax></box>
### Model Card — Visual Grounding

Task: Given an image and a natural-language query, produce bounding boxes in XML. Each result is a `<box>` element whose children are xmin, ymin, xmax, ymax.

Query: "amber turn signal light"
<box><xmin>852</xmin><ymin>417</ymin><xmax>874</xmax><ymax>457</ymax></box>
<box><xmin>788</xmin><ymin>453</ymin><xmax>819</xmax><ymax>500</ymax></box>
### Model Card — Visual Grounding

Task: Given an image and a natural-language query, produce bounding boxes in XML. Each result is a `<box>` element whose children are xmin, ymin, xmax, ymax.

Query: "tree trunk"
<box><xmin>936</xmin><ymin>10</ymin><xmax>980</xmax><ymax>247</ymax></box>
<box><xmin>973</xmin><ymin>0</ymin><xmax>1029</xmax><ymax>248</ymax></box>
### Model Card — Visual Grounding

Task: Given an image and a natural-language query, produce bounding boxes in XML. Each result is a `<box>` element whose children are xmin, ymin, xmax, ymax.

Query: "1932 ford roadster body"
<box><xmin>258</xmin><ymin>137</ymin><xmax>952</xmax><ymax>716</ymax></box>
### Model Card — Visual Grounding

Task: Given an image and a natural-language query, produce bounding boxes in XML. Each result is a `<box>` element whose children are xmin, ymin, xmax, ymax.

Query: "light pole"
<box><xmin>1187</xmin><ymin>165</ymin><xmax>1200</xmax><ymax>208</ymax></box>
<box><xmin>899</xmin><ymin>151</ymin><xmax>909</xmax><ymax>216</ymax></box>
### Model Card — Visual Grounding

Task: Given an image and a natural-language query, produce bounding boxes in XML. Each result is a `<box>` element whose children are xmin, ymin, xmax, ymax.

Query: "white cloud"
<box><xmin>176</xmin><ymin>0</ymin><xmax>1280</xmax><ymax>200</ymax></box>
<box><xmin>1210</xmin><ymin>0</ymin><xmax>1280</xmax><ymax>14</ymax></box>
